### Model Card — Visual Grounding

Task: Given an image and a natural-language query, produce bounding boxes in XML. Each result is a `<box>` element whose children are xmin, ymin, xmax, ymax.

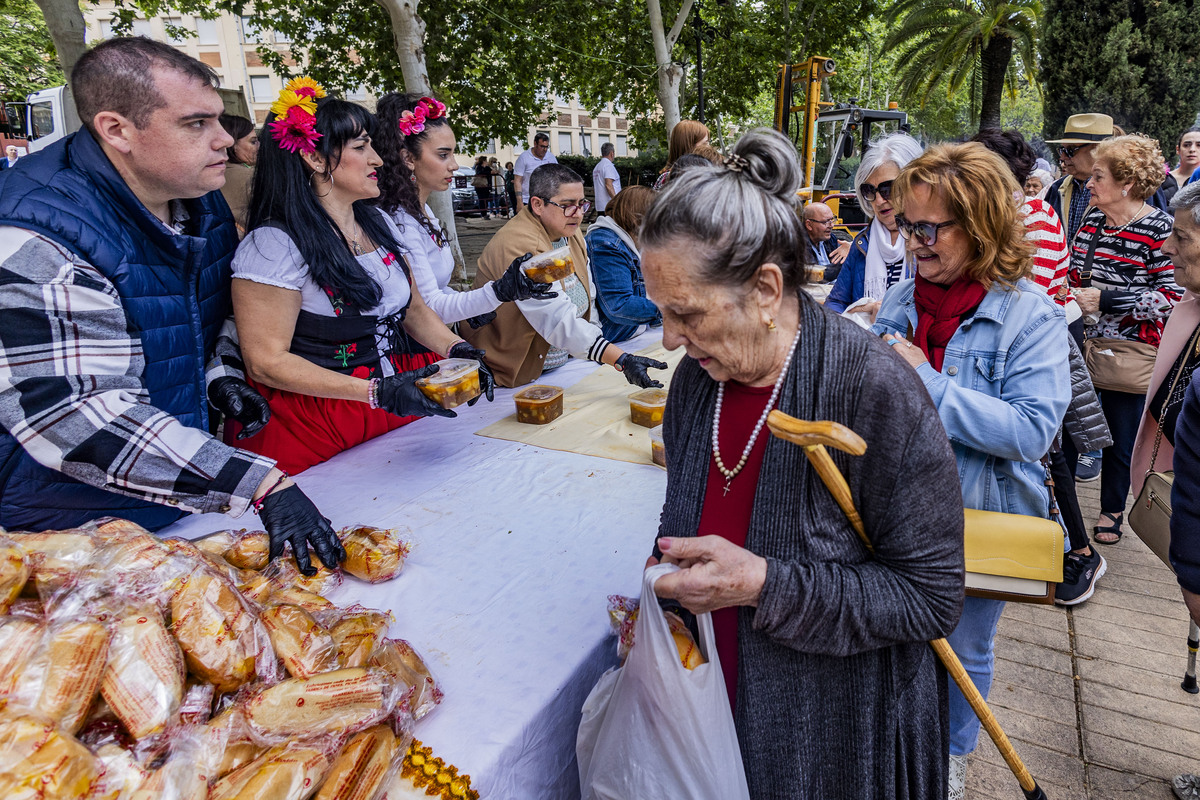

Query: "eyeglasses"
<box><xmin>896</xmin><ymin>215</ymin><xmax>958</xmax><ymax>246</ymax></box>
<box><xmin>544</xmin><ymin>199</ymin><xmax>591</xmax><ymax>216</ymax></box>
<box><xmin>1058</xmin><ymin>144</ymin><xmax>1089</xmax><ymax>158</ymax></box>
<box><xmin>860</xmin><ymin>180</ymin><xmax>894</xmax><ymax>203</ymax></box>
<box><xmin>808</xmin><ymin>217</ymin><xmax>836</xmax><ymax>227</ymax></box>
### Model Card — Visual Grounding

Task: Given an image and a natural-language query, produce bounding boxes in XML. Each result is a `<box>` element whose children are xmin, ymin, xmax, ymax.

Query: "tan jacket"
<box><xmin>464</xmin><ymin>208</ymin><xmax>593</xmax><ymax>387</ymax></box>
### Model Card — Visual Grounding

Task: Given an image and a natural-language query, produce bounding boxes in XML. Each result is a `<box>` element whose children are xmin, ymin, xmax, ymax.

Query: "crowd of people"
<box><xmin>5</xmin><ymin>34</ymin><xmax>1200</xmax><ymax>800</ymax></box>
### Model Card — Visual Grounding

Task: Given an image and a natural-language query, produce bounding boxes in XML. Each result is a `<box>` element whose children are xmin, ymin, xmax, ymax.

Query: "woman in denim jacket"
<box><xmin>585</xmin><ymin>186</ymin><xmax>661</xmax><ymax>342</ymax></box>
<box><xmin>872</xmin><ymin>143</ymin><xmax>1070</xmax><ymax>798</ymax></box>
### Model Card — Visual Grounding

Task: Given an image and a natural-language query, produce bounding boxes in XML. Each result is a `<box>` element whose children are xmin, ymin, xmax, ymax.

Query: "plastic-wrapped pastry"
<box><xmin>169</xmin><ymin>570</ymin><xmax>259</xmax><ymax>692</ymax></box>
<box><xmin>100</xmin><ymin>607</ymin><xmax>186</xmax><ymax>740</ymax></box>
<box><xmin>260</xmin><ymin>603</ymin><xmax>338</xmax><ymax>680</ymax></box>
<box><xmin>340</xmin><ymin>527</ymin><xmax>409</xmax><ymax>584</ymax></box>
<box><xmin>245</xmin><ymin>668</ymin><xmax>394</xmax><ymax>738</ymax></box>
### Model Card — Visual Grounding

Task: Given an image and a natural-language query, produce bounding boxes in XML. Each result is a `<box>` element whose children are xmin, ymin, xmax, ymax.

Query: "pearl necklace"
<box><xmin>1103</xmin><ymin>202</ymin><xmax>1148</xmax><ymax>237</ymax></box>
<box><xmin>711</xmin><ymin>324</ymin><xmax>803</xmax><ymax>496</ymax></box>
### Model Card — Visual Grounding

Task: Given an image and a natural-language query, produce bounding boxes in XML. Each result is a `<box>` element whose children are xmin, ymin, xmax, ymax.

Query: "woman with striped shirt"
<box><xmin>1070</xmin><ymin>135</ymin><xmax>1182</xmax><ymax>545</ymax></box>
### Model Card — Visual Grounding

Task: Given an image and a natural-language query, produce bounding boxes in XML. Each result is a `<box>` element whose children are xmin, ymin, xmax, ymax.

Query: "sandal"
<box><xmin>1093</xmin><ymin>512</ymin><xmax>1124</xmax><ymax>545</ymax></box>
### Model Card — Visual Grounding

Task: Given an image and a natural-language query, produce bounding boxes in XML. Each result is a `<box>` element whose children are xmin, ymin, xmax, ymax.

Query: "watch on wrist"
<box><xmin>615</xmin><ymin>353</ymin><xmax>628</xmax><ymax>372</ymax></box>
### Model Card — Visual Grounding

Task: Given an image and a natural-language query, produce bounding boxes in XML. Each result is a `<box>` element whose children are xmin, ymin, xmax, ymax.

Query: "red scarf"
<box><xmin>912</xmin><ymin>273</ymin><xmax>988</xmax><ymax>372</ymax></box>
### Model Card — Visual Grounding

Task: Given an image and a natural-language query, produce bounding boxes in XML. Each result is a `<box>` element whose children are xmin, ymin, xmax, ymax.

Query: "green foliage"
<box><xmin>0</xmin><ymin>0</ymin><xmax>64</xmax><ymax>101</ymax></box>
<box><xmin>1041</xmin><ymin>0</ymin><xmax>1200</xmax><ymax>151</ymax></box>
<box><xmin>552</xmin><ymin>152</ymin><xmax>667</xmax><ymax>187</ymax></box>
<box><xmin>883</xmin><ymin>0</ymin><xmax>1041</xmax><ymax>131</ymax></box>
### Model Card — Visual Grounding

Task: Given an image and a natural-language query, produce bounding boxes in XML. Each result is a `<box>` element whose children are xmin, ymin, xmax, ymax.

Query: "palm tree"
<box><xmin>883</xmin><ymin>0</ymin><xmax>1041</xmax><ymax>131</ymax></box>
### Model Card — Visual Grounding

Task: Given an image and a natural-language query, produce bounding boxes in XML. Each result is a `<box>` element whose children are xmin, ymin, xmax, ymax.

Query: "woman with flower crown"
<box><xmin>226</xmin><ymin>78</ymin><xmax>495</xmax><ymax>474</ymax></box>
<box><xmin>373</xmin><ymin>93</ymin><xmax>554</xmax><ymax>332</ymax></box>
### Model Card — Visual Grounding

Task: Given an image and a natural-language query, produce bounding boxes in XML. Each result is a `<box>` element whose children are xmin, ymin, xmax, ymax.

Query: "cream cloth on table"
<box><xmin>477</xmin><ymin>342</ymin><xmax>686</xmax><ymax>465</ymax></box>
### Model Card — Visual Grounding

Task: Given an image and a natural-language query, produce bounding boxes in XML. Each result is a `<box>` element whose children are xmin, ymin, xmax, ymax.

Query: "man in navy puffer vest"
<box><xmin>0</xmin><ymin>38</ymin><xmax>344</xmax><ymax>575</ymax></box>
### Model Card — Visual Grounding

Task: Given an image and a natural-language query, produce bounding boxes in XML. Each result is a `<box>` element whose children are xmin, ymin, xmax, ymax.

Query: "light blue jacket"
<box><xmin>872</xmin><ymin>278</ymin><xmax>1071</xmax><ymax>517</ymax></box>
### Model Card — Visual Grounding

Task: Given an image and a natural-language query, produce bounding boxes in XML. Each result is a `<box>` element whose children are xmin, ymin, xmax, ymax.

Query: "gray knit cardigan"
<box><xmin>657</xmin><ymin>293</ymin><xmax>966</xmax><ymax>799</ymax></box>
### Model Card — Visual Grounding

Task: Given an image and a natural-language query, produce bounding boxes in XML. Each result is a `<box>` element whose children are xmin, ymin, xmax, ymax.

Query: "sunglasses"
<box><xmin>896</xmin><ymin>215</ymin><xmax>957</xmax><ymax>246</ymax></box>
<box><xmin>860</xmin><ymin>180</ymin><xmax>894</xmax><ymax>203</ymax></box>
<box><xmin>1058</xmin><ymin>144</ymin><xmax>1089</xmax><ymax>158</ymax></box>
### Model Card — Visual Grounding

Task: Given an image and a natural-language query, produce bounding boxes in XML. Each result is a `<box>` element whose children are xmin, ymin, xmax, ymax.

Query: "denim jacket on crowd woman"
<box><xmin>584</xmin><ymin>216</ymin><xmax>661</xmax><ymax>343</ymax></box>
<box><xmin>872</xmin><ymin>277</ymin><xmax>1071</xmax><ymax>517</ymax></box>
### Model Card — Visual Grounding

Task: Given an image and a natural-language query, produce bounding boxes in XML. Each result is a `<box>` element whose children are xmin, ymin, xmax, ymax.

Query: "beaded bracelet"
<box><xmin>368</xmin><ymin>378</ymin><xmax>381</xmax><ymax>410</ymax></box>
<box><xmin>250</xmin><ymin>471</ymin><xmax>289</xmax><ymax>514</ymax></box>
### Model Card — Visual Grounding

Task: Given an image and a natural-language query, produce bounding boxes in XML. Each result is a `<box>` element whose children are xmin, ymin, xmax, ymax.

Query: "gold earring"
<box><xmin>767</xmin><ymin>318</ymin><xmax>777</xmax><ymax>331</ymax></box>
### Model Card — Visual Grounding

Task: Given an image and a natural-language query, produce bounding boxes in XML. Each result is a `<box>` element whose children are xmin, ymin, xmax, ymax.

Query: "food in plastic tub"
<box><xmin>649</xmin><ymin>424</ymin><xmax>666</xmax><ymax>469</ymax></box>
<box><xmin>314</xmin><ymin>725</ymin><xmax>398</xmax><ymax>800</ymax></box>
<box><xmin>629</xmin><ymin>387</ymin><xmax>668</xmax><ymax>428</ymax></box>
<box><xmin>514</xmin><ymin>385</ymin><xmax>564</xmax><ymax>425</ymax></box>
<box><xmin>0</xmin><ymin>536</ymin><xmax>29</xmax><ymax>614</ymax></box>
<box><xmin>33</xmin><ymin>619</ymin><xmax>111</xmax><ymax>733</ymax></box>
<box><xmin>260</xmin><ymin>603</ymin><xmax>338</xmax><ymax>680</ymax></box>
<box><xmin>806</xmin><ymin>265</ymin><xmax>827</xmax><ymax>284</ymax></box>
<box><xmin>0</xmin><ymin>715</ymin><xmax>101</xmax><ymax>800</ymax></box>
<box><xmin>340</xmin><ymin>527</ymin><xmax>409</xmax><ymax>584</ymax></box>
<box><xmin>170</xmin><ymin>570</ymin><xmax>259</xmax><ymax>692</ymax></box>
<box><xmin>521</xmin><ymin>245</ymin><xmax>575</xmax><ymax>283</ymax></box>
<box><xmin>245</xmin><ymin>667</ymin><xmax>393</xmax><ymax>738</ymax></box>
<box><xmin>100</xmin><ymin>607</ymin><xmax>186</xmax><ymax>740</ymax></box>
<box><xmin>224</xmin><ymin>531</ymin><xmax>270</xmax><ymax>571</ymax></box>
<box><xmin>414</xmin><ymin>358</ymin><xmax>481</xmax><ymax>409</ymax></box>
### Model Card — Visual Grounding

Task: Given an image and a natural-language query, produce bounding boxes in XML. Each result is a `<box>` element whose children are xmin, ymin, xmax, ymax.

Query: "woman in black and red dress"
<box><xmin>227</xmin><ymin>79</ymin><xmax>493</xmax><ymax>474</ymax></box>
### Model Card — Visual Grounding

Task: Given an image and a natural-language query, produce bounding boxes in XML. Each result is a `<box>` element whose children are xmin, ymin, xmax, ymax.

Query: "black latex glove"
<box><xmin>465</xmin><ymin>310</ymin><xmax>497</xmax><ymax>329</ymax></box>
<box><xmin>377</xmin><ymin>364</ymin><xmax>457</xmax><ymax>419</ymax></box>
<box><xmin>618</xmin><ymin>354</ymin><xmax>668</xmax><ymax>389</ymax></box>
<box><xmin>448</xmin><ymin>341</ymin><xmax>495</xmax><ymax>405</ymax></box>
<box><xmin>208</xmin><ymin>377</ymin><xmax>271</xmax><ymax>439</ymax></box>
<box><xmin>259</xmin><ymin>485</ymin><xmax>347</xmax><ymax>576</ymax></box>
<box><xmin>491</xmin><ymin>253</ymin><xmax>559</xmax><ymax>302</ymax></box>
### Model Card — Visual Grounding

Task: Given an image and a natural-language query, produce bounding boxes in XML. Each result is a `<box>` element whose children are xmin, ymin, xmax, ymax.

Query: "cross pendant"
<box><xmin>723</xmin><ymin>479</ymin><xmax>732</xmax><ymax>496</ymax></box>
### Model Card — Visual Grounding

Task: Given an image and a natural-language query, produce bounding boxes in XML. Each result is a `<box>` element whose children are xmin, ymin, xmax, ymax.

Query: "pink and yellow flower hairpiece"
<box><xmin>268</xmin><ymin>76</ymin><xmax>328</xmax><ymax>155</ymax></box>
<box><xmin>398</xmin><ymin>96</ymin><xmax>449</xmax><ymax>137</ymax></box>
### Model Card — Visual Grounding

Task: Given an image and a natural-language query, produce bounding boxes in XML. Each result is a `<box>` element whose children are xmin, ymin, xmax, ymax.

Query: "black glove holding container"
<box><xmin>377</xmin><ymin>365</ymin><xmax>458</xmax><ymax>418</ymax></box>
<box><xmin>259</xmin><ymin>484</ymin><xmax>347</xmax><ymax>576</ymax></box>
<box><xmin>208</xmin><ymin>376</ymin><xmax>271</xmax><ymax>439</ymax></box>
<box><xmin>617</xmin><ymin>354</ymin><xmax>669</xmax><ymax>389</ymax></box>
<box><xmin>448</xmin><ymin>341</ymin><xmax>495</xmax><ymax>405</ymax></box>
<box><xmin>491</xmin><ymin>253</ymin><xmax>559</xmax><ymax>302</ymax></box>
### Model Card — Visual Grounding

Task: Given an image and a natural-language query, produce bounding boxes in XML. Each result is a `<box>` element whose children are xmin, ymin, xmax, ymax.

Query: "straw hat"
<box><xmin>1046</xmin><ymin>113</ymin><xmax>1115</xmax><ymax>145</ymax></box>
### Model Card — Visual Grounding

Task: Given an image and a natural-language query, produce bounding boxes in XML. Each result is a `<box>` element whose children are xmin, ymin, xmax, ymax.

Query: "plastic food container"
<box><xmin>415</xmin><ymin>358</ymin><xmax>481</xmax><ymax>409</ymax></box>
<box><xmin>629</xmin><ymin>388</ymin><xmax>668</xmax><ymax>428</ymax></box>
<box><xmin>806</xmin><ymin>265</ymin><xmax>827</xmax><ymax>284</ymax></box>
<box><xmin>514</xmin><ymin>385</ymin><xmax>564</xmax><ymax>425</ymax></box>
<box><xmin>649</xmin><ymin>424</ymin><xmax>666</xmax><ymax>468</ymax></box>
<box><xmin>522</xmin><ymin>245</ymin><xmax>576</xmax><ymax>283</ymax></box>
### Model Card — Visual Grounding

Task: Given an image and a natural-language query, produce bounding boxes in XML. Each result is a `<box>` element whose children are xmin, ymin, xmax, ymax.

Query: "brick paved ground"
<box><xmin>966</xmin><ymin>478</ymin><xmax>1199</xmax><ymax>799</ymax></box>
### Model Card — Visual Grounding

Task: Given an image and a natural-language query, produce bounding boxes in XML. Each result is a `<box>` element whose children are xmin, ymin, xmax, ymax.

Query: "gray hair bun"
<box><xmin>727</xmin><ymin>127</ymin><xmax>803</xmax><ymax>205</ymax></box>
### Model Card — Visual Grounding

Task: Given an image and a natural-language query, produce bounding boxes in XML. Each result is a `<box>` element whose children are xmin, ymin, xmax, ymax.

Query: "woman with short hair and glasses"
<box><xmin>463</xmin><ymin>162</ymin><xmax>667</xmax><ymax>388</ymax></box>
<box><xmin>872</xmin><ymin>142</ymin><xmax>1071</xmax><ymax>796</ymax></box>
<box><xmin>826</xmin><ymin>133</ymin><xmax>924</xmax><ymax>316</ymax></box>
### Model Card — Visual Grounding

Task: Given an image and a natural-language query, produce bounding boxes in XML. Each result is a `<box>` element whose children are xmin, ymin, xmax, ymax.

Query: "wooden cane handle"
<box><xmin>766</xmin><ymin>410</ymin><xmax>867</xmax><ymax>455</ymax></box>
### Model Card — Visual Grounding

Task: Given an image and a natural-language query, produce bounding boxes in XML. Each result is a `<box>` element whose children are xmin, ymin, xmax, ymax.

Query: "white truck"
<box><xmin>22</xmin><ymin>84</ymin><xmax>250</xmax><ymax>153</ymax></box>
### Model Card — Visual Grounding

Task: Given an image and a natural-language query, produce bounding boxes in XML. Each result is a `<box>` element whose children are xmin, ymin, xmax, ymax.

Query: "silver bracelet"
<box><xmin>368</xmin><ymin>378</ymin><xmax>380</xmax><ymax>409</ymax></box>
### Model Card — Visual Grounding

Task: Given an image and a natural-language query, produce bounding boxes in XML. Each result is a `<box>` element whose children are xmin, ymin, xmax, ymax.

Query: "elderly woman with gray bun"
<box><xmin>826</xmin><ymin>132</ymin><xmax>924</xmax><ymax>317</ymax></box>
<box><xmin>641</xmin><ymin>128</ymin><xmax>965</xmax><ymax>798</ymax></box>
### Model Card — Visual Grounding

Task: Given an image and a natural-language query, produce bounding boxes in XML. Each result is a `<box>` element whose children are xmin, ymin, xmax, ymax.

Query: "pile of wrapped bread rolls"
<box><xmin>0</xmin><ymin>518</ymin><xmax>477</xmax><ymax>800</ymax></box>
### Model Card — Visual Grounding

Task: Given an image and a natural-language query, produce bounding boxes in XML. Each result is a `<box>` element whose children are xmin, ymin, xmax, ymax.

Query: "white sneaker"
<box><xmin>948</xmin><ymin>754</ymin><xmax>967</xmax><ymax>800</ymax></box>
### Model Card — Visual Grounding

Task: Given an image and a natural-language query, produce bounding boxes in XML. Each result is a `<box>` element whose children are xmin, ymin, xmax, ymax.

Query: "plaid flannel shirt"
<box><xmin>0</xmin><ymin>226</ymin><xmax>275</xmax><ymax>517</ymax></box>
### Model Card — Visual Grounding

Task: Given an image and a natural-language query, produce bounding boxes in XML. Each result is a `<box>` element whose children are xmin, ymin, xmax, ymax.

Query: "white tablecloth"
<box><xmin>160</xmin><ymin>331</ymin><xmax>669</xmax><ymax>799</ymax></box>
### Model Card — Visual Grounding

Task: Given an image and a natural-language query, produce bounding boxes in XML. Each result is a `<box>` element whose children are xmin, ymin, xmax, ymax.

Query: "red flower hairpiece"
<box><xmin>269</xmin><ymin>76</ymin><xmax>326</xmax><ymax>155</ymax></box>
<box><xmin>398</xmin><ymin>96</ymin><xmax>449</xmax><ymax>136</ymax></box>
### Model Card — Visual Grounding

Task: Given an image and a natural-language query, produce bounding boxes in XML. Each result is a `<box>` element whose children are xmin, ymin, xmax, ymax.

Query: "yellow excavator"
<box><xmin>774</xmin><ymin>56</ymin><xmax>908</xmax><ymax>236</ymax></box>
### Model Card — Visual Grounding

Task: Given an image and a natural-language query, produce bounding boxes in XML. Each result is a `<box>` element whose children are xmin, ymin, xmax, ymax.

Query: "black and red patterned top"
<box><xmin>1068</xmin><ymin>205</ymin><xmax>1181</xmax><ymax>347</ymax></box>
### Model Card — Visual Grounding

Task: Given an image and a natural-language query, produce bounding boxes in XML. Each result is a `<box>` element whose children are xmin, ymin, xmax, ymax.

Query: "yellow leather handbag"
<box><xmin>964</xmin><ymin>509</ymin><xmax>1064</xmax><ymax>604</ymax></box>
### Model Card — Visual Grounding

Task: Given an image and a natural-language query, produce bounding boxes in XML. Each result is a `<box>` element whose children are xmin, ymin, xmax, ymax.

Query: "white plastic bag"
<box><xmin>577</xmin><ymin>563</ymin><xmax>750</xmax><ymax>800</ymax></box>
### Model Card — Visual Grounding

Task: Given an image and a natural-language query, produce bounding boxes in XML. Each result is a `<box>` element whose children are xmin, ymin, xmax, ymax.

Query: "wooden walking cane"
<box><xmin>766</xmin><ymin>410</ymin><xmax>1050</xmax><ymax>800</ymax></box>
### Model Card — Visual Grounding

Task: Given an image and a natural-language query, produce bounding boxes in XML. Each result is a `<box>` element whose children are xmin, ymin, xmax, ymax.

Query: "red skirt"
<box><xmin>225</xmin><ymin>351</ymin><xmax>442</xmax><ymax>475</ymax></box>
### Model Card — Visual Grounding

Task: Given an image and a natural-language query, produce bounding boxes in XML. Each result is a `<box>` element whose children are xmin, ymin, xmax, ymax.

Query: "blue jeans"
<box><xmin>947</xmin><ymin>595</ymin><xmax>1007</xmax><ymax>755</ymax></box>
